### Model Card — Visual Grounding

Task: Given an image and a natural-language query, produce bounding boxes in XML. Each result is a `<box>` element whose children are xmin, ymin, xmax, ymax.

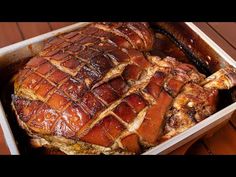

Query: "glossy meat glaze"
<box><xmin>11</xmin><ymin>22</ymin><xmax>236</xmax><ymax>154</ymax></box>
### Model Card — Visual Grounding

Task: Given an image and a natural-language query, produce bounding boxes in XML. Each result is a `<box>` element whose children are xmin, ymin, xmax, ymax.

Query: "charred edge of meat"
<box><xmin>149</xmin><ymin>24</ymin><xmax>211</xmax><ymax>76</ymax></box>
<box><xmin>186</xmin><ymin>106</ymin><xmax>198</xmax><ymax>123</ymax></box>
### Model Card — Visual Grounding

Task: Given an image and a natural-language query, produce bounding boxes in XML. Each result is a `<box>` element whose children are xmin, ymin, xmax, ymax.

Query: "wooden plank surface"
<box><xmin>0</xmin><ymin>22</ymin><xmax>23</xmax><ymax>48</ymax></box>
<box><xmin>230</xmin><ymin>111</ymin><xmax>236</xmax><ymax>128</ymax></box>
<box><xmin>49</xmin><ymin>22</ymin><xmax>75</xmax><ymax>30</ymax></box>
<box><xmin>186</xmin><ymin>140</ymin><xmax>211</xmax><ymax>155</ymax></box>
<box><xmin>208</xmin><ymin>22</ymin><xmax>236</xmax><ymax>49</ymax></box>
<box><xmin>203</xmin><ymin>123</ymin><xmax>236</xmax><ymax>154</ymax></box>
<box><xmin>0</xmin><ymin>22</ymin><xmax>236</xmax><ymax>155</ymax></box>
<box><xmin>17</xmin><ymin>22</ymin><xmax>51</xmax><ymax>39</ymax></box>
<box><xmin>194</xmin><ymin>22</ymin><xmax>236</xmax><ymax>59</ymax></box>
<box><xmin>0</xmin><ymin>126</ymin><xmax>10</xmax><ymax>155</ymax></box>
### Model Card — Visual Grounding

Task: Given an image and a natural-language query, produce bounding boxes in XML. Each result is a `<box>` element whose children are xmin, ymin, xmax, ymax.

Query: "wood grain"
<box><xmin>230</xmin><ymin>111</ymin><xmax>236</xmax><ymax>129</ymax></box>
<box><xmin>17</xmin><ymin>22</ymin><xmax>51</xmax><ymax>39</ymax></box>
<box><xmin>186</xmin><ymin>140</ymin><xmax>210</xmax><ymax>155</ymax></box>
<box><xmin>0</xmin><ymin>22</ymin><xmax>23</xmax><ymax>48</ymax></box>
<box><xmin>169</xmin><ymin>138</ymin><xmax>200</xmax><ymax>155</ymax></box>
<box><xmin>194</xmin><ymin>22</ymin><xmax>236</xmax><ymax>59</ymax></box>
<box><xmin>203</xmin><ymin>123</ymin><xmax>236</xmax><ymax>154</ymax></box>
<box><xmin>208</xmin><ymin>22</ymin><xmax>236</xmax><ymax>49</ymax></box>
<box><xmin>49</xmin><ymin>22</ymin><xmax>75</xmax><ymax>30</ymax></box>
<box><xmin>0</xmin><ymin>126</ymin><xmax>10</xmax><ymax>154</ymax></box>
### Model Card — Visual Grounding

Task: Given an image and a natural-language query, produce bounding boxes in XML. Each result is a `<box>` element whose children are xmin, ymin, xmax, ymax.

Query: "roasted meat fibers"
<box><xmin>12</xmin><ymin>22</ymin><xmax>236</xmax><ymax>154</ymax></box>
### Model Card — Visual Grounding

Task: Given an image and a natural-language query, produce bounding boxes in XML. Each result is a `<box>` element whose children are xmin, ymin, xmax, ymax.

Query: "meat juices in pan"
<box><xmin>12</xmin><ymin>22</ymin><xmax>236</xmax><ymax>155</ymax></box>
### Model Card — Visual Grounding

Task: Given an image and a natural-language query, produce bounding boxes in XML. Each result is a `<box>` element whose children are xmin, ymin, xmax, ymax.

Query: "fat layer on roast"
<box><xmin>12</xmin><ymin>22</ymin><xmax>220</xmax><ymax>154</ymax></box>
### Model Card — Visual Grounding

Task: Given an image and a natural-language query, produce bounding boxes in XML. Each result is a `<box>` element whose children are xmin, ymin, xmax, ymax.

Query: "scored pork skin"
<box><xmin>12</xmin><ymin>22</ymin><xmax>217</xmax><ymax>154</ymax></box>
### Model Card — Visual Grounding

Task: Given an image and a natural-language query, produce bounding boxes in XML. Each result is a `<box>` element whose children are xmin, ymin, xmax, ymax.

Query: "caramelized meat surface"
<box><xmin>12</xmin><ymin>22</ymin><xmax>236</xmax><ymax>155</ymax></box>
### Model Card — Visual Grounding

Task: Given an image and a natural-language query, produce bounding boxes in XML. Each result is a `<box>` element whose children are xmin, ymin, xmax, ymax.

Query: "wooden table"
<box><xmin>0</xmin><ymin>22</ymin><xmax>235</xmax><ymax>155</ymax></box>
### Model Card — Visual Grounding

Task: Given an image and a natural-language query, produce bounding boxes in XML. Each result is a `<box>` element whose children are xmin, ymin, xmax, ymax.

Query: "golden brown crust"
<box><xmin>12</xmin><ymin>22</ymin><xmax>232</xmax><ymax>155</ymax></box>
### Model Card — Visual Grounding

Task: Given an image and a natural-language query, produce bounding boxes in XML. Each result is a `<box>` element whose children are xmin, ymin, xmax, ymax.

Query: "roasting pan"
<box><xmin>0</xmin><ymin>22</ymin><xmax>235</xmax><ymax>155</ymax></box>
